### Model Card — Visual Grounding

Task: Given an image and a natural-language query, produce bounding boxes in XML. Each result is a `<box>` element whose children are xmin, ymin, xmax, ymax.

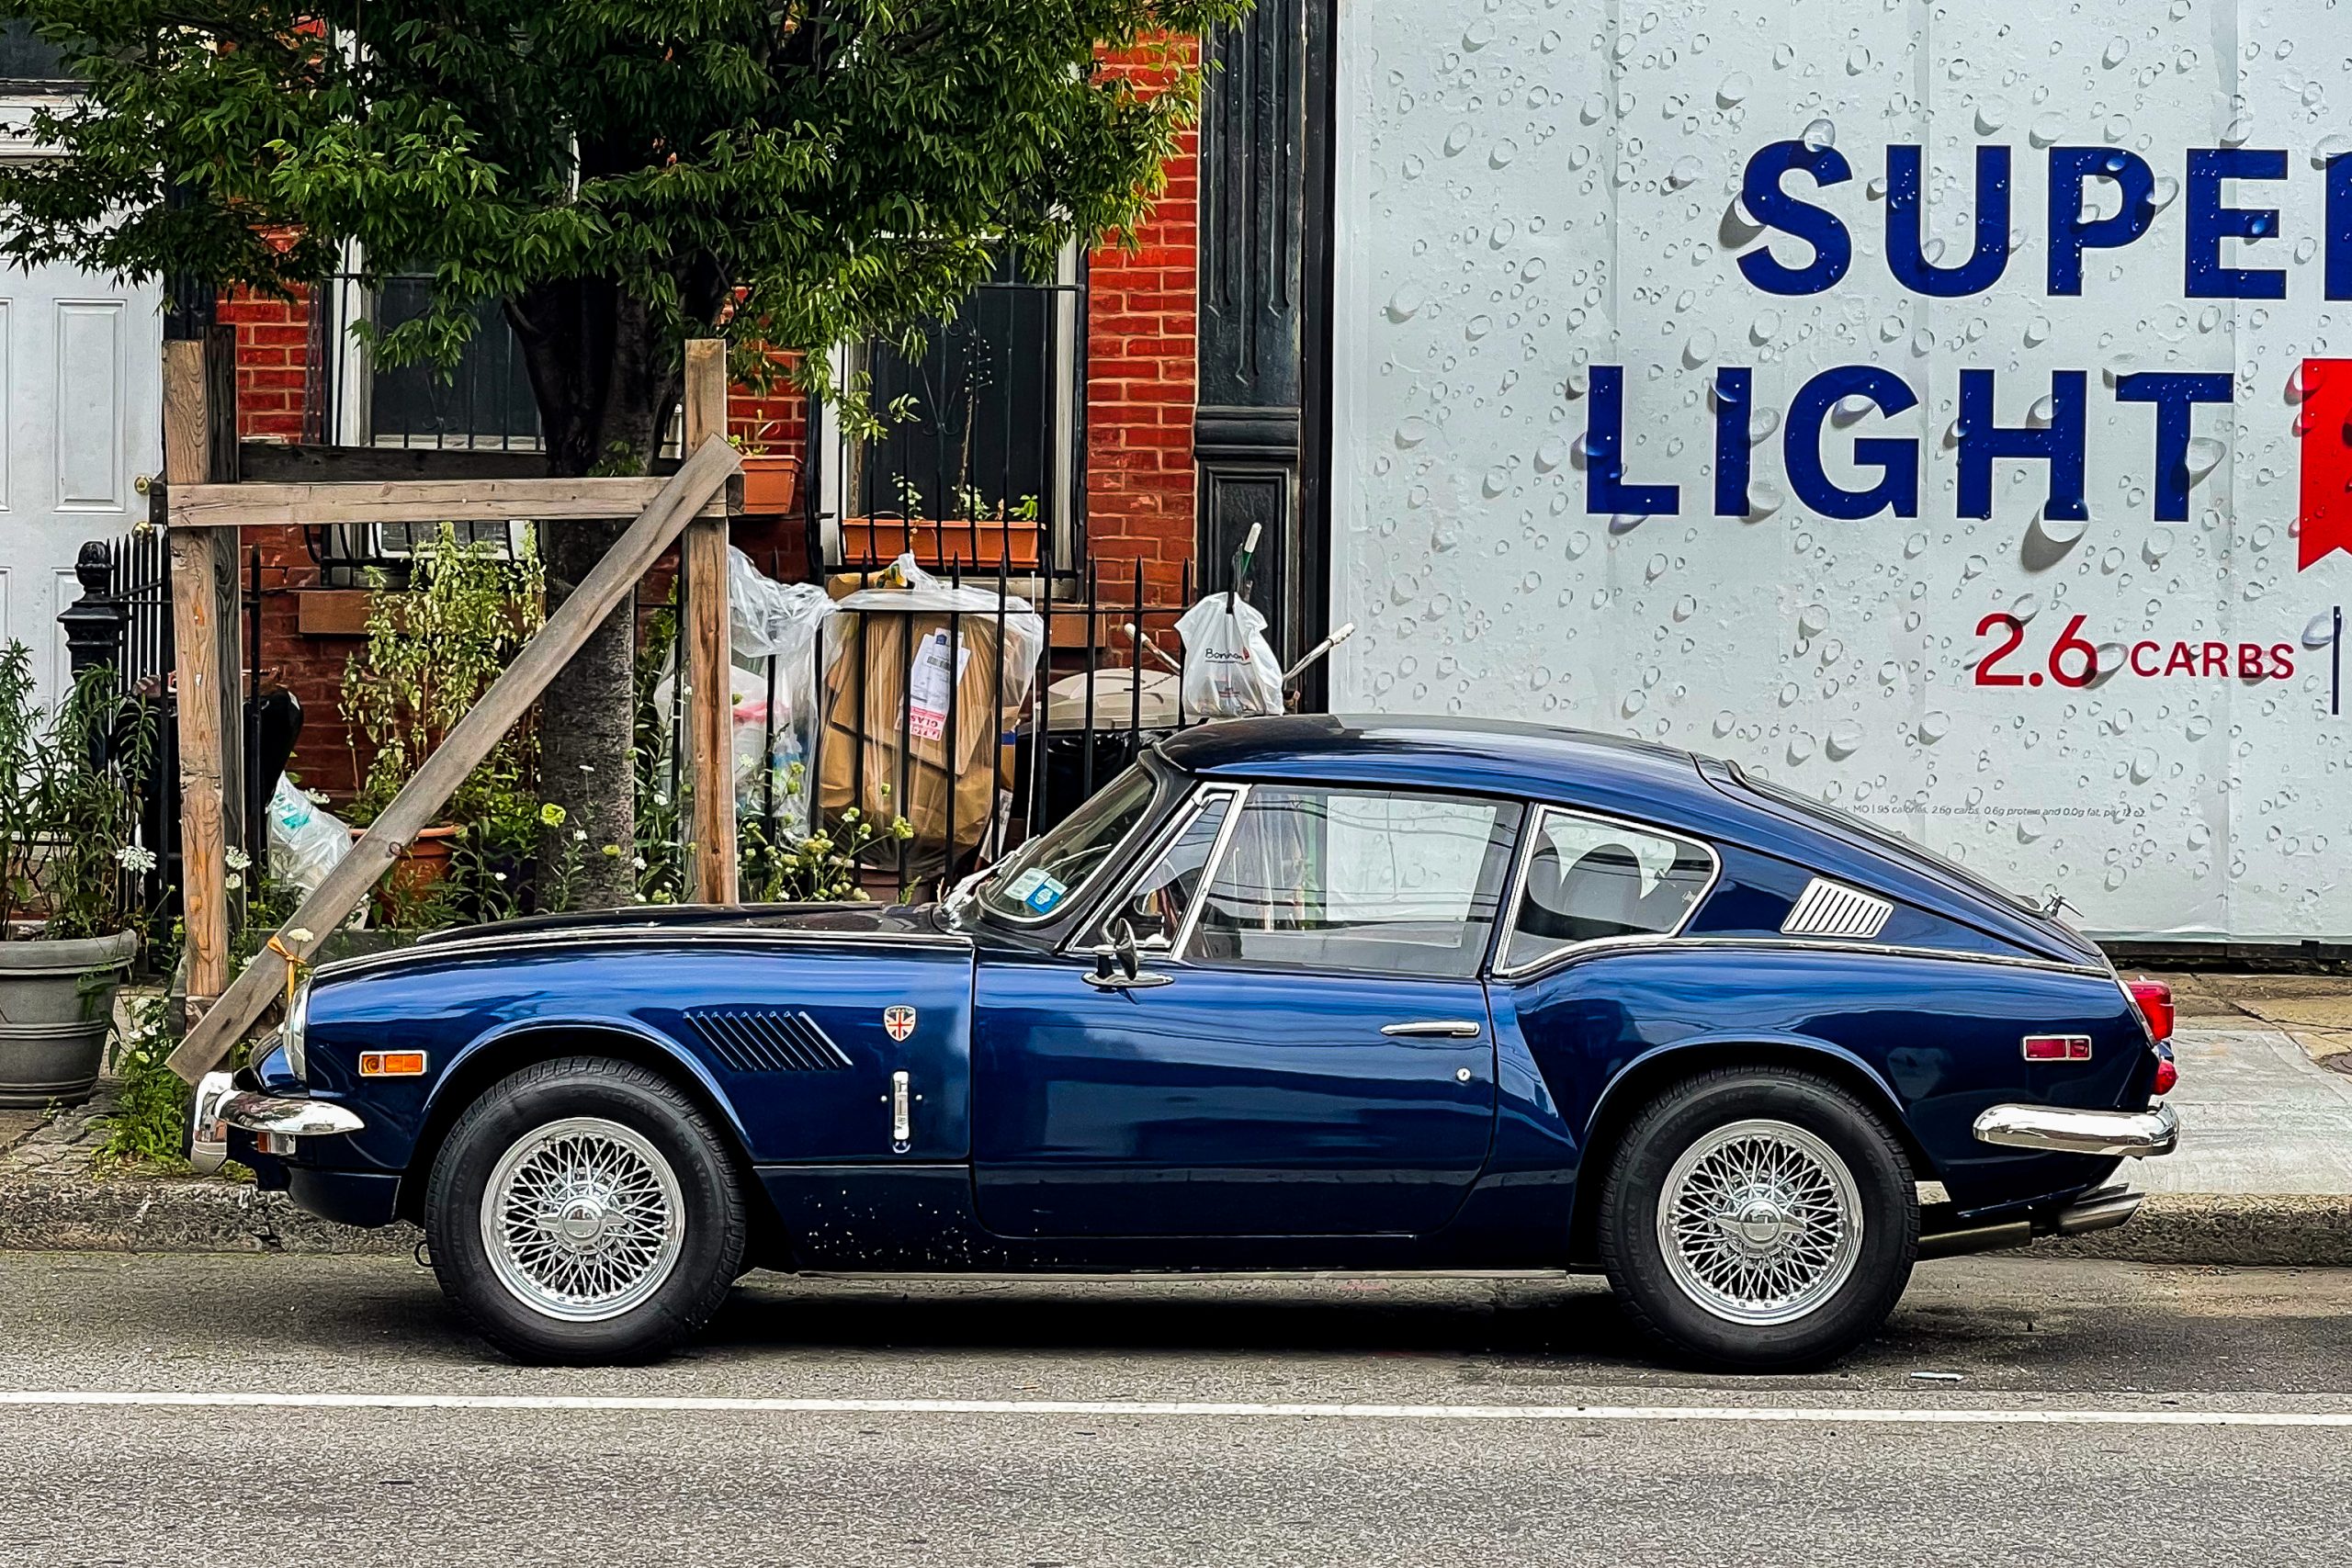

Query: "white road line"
<box><xmin>0</xmin><ymin>1391</ymin><xmax>2347</xmax><ymax>1427</ymax></box>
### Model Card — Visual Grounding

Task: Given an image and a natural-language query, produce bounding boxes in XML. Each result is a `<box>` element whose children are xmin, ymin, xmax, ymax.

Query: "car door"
<box><xmin>971</xmin><ymin>783</ymin><xmax>1522</xmax><ymax>1238</ymax></box>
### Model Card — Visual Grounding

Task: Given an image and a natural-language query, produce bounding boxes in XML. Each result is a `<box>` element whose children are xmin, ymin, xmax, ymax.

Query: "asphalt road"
<box><xmin>2</xmin><ymin>1253</ymin><xmax>2348</xmax><ymax>1566</ymax></box>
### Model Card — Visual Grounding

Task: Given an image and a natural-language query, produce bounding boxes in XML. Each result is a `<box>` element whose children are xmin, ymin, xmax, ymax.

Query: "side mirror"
<box><xmin>1087</xmin><ymin>919</ymin><xmax>1173</xmax><ymax>991</ymax></box>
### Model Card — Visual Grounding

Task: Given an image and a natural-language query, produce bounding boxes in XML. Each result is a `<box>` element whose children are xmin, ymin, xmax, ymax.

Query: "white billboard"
<box><xmin>1329</xmin><ymin>0</ymin><xmax>2352</xmax><ymax>941</ymax></box>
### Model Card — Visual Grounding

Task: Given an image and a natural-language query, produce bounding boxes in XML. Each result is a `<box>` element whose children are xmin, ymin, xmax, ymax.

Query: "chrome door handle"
<box><xmin>1380</xmin><ymin>1020</ymin><xmax>1484</xmax><ymax>1038</ymax></box>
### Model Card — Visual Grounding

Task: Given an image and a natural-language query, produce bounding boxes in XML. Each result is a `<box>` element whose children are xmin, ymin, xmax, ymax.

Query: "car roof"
<box><xmin>1151</xmin><ymin>716</ymin><xmax>2089</xmax><ymax>964</ymax></box>
<box><xmin>1155</xmin><ymin>714</ymin><xmax>1736</xmax><ymax>827</ymax></box>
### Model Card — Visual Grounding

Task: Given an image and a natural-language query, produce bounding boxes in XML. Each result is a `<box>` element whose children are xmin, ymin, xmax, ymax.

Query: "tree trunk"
<box><xmin>507</xmin><ymin>280</ymin><xmax>683</xmax><ymax>908</ymax></box>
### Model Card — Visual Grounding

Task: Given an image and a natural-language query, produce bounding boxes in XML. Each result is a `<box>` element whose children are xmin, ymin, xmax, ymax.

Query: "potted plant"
<box><xmin>842</xmin><ymin>481</ymin><xmax>1044</xmax><ymax>570</ymax></box>
<box><xmin>0</xmin><ymin>643</ymin><xmax>151</xmax><ymax>1107</ymax></box>
<box><xmin>729</xmin><ymin>426</ymin><xmax>802</xmax><ymax>515</ymax></box>
<box><xmin>343</xmin><ymin>525</ymin><xmax>545</xmax><ymax>921</ymax></box>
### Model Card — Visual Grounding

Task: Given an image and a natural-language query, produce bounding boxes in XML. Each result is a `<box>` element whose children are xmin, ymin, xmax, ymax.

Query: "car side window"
<box><xmin>1183</xmin><ymin>787</ymin><xmax>1520</xmax><ymax>979</ymax></box>
<box><xmin>1091</xmin><ymin>790</ymin><xmax>1236</xmax><ymax>951</ymax></box>
<box><xmin>1500</xmin><ymin>807</ymin><xmax>1716</xmax><ymax>972</ymax></box>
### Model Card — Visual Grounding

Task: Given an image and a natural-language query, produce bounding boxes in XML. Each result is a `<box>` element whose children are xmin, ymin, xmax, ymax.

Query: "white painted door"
<box><xmin>0</xmin><ymin>256</ymin><xmax>164</xmax><ymax>716</ymax></box>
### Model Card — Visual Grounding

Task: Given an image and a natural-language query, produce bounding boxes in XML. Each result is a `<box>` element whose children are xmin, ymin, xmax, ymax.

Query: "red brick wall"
<box><xmin>1083</xmin><ymin>40</ymin><xmax>1201</xmax><ymax>605</ymax></box>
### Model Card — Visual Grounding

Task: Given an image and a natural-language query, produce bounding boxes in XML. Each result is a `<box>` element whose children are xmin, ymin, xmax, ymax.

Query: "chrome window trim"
<box><xmin>1059</xmin><ymin>783</ymin><xmax>1249</xmax><ymax>959</ymax></box>
<box><xmin>1491</xmin><ymin>804</ymin><xmax>1724</xmax><ymax>979</ymax></box>
<box><xmin>1492</xmin><ymin>931</ymin><xmax>2110</xmax><ymax>986</ymax></box>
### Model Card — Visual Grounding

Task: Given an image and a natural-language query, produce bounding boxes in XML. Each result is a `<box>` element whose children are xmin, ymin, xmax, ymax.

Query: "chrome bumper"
<box><xmin>188</xmin><ymin>1070</ymin><xmax>366</xmax><ymax>1176</ymax></box>
<box><xmin>1972</xmin><ymin>1100</ymin><xmax>2179</xmax><ymax>1159</ymax></box>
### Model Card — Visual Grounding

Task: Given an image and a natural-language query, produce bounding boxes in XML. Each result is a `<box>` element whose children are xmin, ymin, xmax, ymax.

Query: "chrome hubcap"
<box><xmin>481</xmin><ymin>1117</ymin><xmax>685</xmax><ymax>1323</ymax></box>
<box><xmin>1656</xmin><ymin>1118</ymin><xmax>1862</xmax><ymax>1326</ymax></box>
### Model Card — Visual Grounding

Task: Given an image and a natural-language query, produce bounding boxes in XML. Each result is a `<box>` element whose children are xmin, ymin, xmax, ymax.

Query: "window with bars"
<box><xmin>821</xmin><ymin>250</ymin><xmax>1082</xmax><ymax>573</ymax></box>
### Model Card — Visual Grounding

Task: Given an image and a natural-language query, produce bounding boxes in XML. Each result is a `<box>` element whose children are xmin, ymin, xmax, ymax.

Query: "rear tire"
<box><xmin>424</xmin><ymin>1055</ymin><xmax>747</xmax><ymax>1365</ymax></box>
<box><xmin>1598</xmin><ymin>1066</ymin><xmax>1917</xmax><ymax>1371</ymax></box>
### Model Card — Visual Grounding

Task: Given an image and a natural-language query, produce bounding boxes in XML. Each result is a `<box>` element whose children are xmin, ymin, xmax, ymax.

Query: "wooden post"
<box><xmin>166</xmin><ymin>435</ymin><xmax>742</xmax><ymax>1082</ymax></box>
<box><xmin>681</xmin><ymin>339</ymin><xmax>739</xmax><ymax>905</ymax></box>
<box><xmin>164</xmin><ymin>338</ymin><xmax>241</xmax><ymax>1029</ymax></box>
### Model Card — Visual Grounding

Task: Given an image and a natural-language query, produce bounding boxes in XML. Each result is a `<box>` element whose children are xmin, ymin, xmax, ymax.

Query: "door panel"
<box><xmin>971</xmin><ymin>952</ymin><xmax>1497</xmax><ymax>1237</ymax></box>
<box><xmin>0</xmin><ymin>261</ymin><xmax>162</xmax><ymax>713</ymax></box>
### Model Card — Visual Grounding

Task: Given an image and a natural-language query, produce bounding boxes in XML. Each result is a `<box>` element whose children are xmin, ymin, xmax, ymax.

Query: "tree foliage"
<box><xmin>0</xmin><ymin>1</ymin><xmax>1238</xmax><ymax>471</ymax></box>
<box><xmin>0</xmin><ymin>1</ymin><xmax>1239</xmax><ymax>907</ymax></box>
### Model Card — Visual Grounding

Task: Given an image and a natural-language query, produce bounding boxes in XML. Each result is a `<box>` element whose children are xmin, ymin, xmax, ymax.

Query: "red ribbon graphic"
<box><xmin>2303</xmin><ymin>357</ymin><xmax>2352</xmax><ymax>571</ymax></box>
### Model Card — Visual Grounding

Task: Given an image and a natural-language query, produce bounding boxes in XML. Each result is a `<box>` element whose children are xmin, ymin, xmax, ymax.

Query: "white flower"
<box><xmin>114</xmin><ymin>844</ymin><xmax>158</xmax><ymax>874</ymax></box>
<box><xmin>224</xmin><ymin>872</ymin><xmax>243</xmax><ymax>891</ymax></box>
<box><xmin>631</xmin><ymin>856</ymin><xmax>648</xmax><ymax>871</ymax></box>
<box><xmin>572</xmin><ymin>829</ymin><xmax>588</xmax><ymax>842</ymax></box>
<box><xmin>492</xmin><ymin>872</ymin><xmax>507</xmax><ymax>883</ymax></box>
<box><xmin>284</xmin><ymin>929</ymin><xmax>314</xmax><ymax>945</ymax></box>
<box><xmin>224</xmin><ymin>847</ymin><xmax>252</xmax><ymax>873</ymax></box>
<box><xmin>305</xmin><ymin>788</ymin><xmax>330</xmax><ymax>807</ymax></box>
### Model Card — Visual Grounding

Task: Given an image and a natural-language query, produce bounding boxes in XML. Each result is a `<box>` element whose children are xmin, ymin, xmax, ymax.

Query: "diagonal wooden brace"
<box><xmin>165</xmin><ymin>434</ymin><xmax>743</xmax><ymax>1084</ymax></box>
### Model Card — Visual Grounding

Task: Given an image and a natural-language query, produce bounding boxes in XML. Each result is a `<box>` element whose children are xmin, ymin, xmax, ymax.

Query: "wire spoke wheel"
<box><xmin>481</xmin><ymin>1116</ymin><xmax>686</xmax><ymax>1323</ymax></box>
<box><xmin>1655</xmin><ymin>1117</ymin><xmax>1863</xmax><ymax>1327</ymax></box>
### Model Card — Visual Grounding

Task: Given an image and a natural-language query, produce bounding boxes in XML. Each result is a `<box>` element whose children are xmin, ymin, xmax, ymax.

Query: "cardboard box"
<box><xmin>819</xmin><ymin>606</ymin><xmax>1013</xmax><ymax>867</ymax></box>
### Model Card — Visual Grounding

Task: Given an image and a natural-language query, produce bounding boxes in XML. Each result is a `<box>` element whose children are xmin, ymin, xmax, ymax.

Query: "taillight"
<box><xmin>2152</xmin><ymin>1051</ymin><xmax>2178</xmax><ymax>1097</ymax></box>
<box><xmin>2128</xmin><ymin>979</ymin><xmax>2175</xmax><ymax>1043</ymax></box>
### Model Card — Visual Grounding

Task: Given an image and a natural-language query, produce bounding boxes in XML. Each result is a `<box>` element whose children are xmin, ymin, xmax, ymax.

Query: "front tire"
<box><xmin>1598</xmin><ymin>1066</ymin><xmax>1917</xmax><ymax>1371</ymax></box>
<box><xmin>424</xmin><ymin>1056</ymin><xmax>748</xmax><ymax>1364</ymax></box>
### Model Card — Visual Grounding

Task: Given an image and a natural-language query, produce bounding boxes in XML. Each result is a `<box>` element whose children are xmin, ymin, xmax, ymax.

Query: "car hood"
<box><xmin>405</xmin><ymin>901</ymin><xmax>949</xmax><ymax>948</ymax></box>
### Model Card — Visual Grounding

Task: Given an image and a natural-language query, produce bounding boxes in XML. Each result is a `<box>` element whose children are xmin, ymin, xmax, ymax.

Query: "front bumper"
<box><xmin>188</xmin><ymin>1070</ymin><xmax>366</xmax><ymax>1176</ymax></box>
<box><xmin>1972</xmin><ymin>1100</ymin><xmax>2179</xmax><ymax>1158</ymax></box>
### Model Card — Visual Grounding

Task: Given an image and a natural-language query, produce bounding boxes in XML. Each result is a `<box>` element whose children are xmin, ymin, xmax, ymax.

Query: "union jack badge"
<box><xmin>883</xmin><ymin>1005</ymin><xmax>917</xmax><ymax>1042</ymax></box>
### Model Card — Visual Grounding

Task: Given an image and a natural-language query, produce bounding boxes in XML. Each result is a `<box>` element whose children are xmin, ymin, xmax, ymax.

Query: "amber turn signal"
<box><xmin>359</xmin><ymin>1051</ymin><xmax>428</xmax><ymax>1077</ymax></box>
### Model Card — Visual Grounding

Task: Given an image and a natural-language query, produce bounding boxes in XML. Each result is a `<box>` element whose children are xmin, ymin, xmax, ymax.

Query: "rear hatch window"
<box><xmin>1712</xmin><ymin>762</ymin><xmax>2103</xmax><ymax>964</ymax></box>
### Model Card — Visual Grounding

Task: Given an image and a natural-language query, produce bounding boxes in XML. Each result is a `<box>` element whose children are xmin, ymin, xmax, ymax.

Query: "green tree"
<box><xmin>0</xmin><ymin>1</ymin><xmax>1238</xmax><ymax>904</ymax></box>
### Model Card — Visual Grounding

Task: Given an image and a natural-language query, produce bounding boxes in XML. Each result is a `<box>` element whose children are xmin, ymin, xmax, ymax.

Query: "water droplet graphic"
<box><xmin>1801</xmin><ymin>118</ymin><xmax>1837</xmax><ymax>152</ymax></box>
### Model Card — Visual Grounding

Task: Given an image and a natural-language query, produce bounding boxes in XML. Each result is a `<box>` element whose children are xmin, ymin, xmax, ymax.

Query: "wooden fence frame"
<box><xmin>164</xmin><ymin>336</ymin><xmax>743</xmax><ymax>1082</ymax></box>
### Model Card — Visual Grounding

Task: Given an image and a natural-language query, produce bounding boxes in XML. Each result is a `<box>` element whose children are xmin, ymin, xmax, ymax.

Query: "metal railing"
<box><xmin>57</xmin><ymin>533</ymin><xmax>295</xmax><ymax>929</ymax></box>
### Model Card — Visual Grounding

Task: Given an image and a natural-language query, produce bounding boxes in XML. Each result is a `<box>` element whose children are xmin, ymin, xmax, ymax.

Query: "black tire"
<box><xmin>1597</xmin><ymin>1066</ymin><xmax>1917</xmax><ymax>1371</ymax></box>
<box><xmin>424</xmin><ymin>1055</ymin><xmax>748</xmax><ymax>1365</ymax></box>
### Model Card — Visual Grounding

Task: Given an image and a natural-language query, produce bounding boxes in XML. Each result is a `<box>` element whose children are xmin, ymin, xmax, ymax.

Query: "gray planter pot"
<box><xmin>0</xmin><ymin>931</ymin><xmax>139</xmax><ymax>1109</ymax></box>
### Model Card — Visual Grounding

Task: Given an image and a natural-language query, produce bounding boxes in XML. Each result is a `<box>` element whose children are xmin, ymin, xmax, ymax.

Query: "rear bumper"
<box><xmin>1972</xmin><ymin>1100</ymin><xmax>2179</xmax><ymax>1159</ymax></box>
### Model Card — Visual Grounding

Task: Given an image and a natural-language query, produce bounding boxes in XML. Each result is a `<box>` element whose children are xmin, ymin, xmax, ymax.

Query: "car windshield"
<box><xmin>972</xmin><ymin>762</ymin><xmax>1163</xmax><ymax>924</ymax></box>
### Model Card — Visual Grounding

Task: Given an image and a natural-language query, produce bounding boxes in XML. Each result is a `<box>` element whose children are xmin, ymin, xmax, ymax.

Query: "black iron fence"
<box><xmin>58</xmin><ymin>532</ymin><xmax>295</xmax><ymax>929</ymax></box>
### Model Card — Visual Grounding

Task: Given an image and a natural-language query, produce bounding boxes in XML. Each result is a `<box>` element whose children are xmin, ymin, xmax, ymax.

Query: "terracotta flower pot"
<box><xmin>739</xmin><ymin>454</ymin><xmax>801</xmax><ymax>515</ymax></box>
<box><xmin>842</xmin><ymin>515</ymin><xmax>1043</xmax><ymax>570</ymax></box>
<box><xmin>355</xmin><ymin>823</ymin><xmax>462</xmax><ymax>920</ymax></box>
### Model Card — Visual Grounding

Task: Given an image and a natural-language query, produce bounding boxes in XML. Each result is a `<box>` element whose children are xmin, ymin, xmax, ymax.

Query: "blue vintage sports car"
<box><xmin>192</xmin><ymin>716</ymin><xmax>2179</xmax><ymax>1369</ymax></box>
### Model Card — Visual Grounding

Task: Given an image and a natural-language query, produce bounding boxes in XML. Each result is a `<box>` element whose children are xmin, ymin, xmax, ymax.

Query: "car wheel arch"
<box><xmin>1563</xmin><ymin>1037</ymin><xmax>1937</xmax><ymax>1267</ymax></box>
<box><xmin>396</xmin><ymin>1022</ymin><xmax>760</xmax><ymax>1229</ymax></box>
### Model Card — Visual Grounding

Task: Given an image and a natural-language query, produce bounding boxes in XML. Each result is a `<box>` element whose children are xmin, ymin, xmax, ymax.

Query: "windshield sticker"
<box><xmin>1004</xmin><ymin>867</ymin><xmax>1051</xmax><ymax>901</ymax></box>
<box><xmin>1022</xmin><ymin>874</ymin><xmax>1069</xmax><ymax>914</ymax></box>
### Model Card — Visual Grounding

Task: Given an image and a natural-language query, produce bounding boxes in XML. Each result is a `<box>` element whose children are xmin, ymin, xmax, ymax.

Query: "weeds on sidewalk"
<box><xmin>94</xmin><ymin>994</ymin><xmax>189</xmax><ymax>1174</ymax></box>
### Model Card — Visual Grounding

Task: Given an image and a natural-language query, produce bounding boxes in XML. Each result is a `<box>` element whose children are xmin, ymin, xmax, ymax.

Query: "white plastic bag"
<box><xmin>266</xmin><ymin>773</ymin><xmax>353</xmax><ymax>899</ymax></box>
<box><xmin>1175</xmin><ymin>594</ymin><xmax>1284</xmax><ymax>720</ymax></box>
<box><xmin>724</xmin><ymin>550</ymin><xmax>834</xmax><ymax>836</ymax></box>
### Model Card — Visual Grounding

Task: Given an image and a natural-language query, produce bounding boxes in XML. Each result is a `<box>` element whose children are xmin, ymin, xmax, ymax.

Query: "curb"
<box><xmin>0</xmin><ymin>1176</ymin><xmax>417</xmax><ymax>1258</ymax></box>
<box><xmin>2031</xmin><ymin>1192</ymin><xmax>2352</xmax><ymax>1269</ymax></box>
<box><xmin>2</xmin><ymin>1179</ymin><xmax>2347</xmax><ymax>1269</ymax></box>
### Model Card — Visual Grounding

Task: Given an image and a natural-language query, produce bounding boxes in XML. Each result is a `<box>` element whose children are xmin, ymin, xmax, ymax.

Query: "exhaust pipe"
<box><xmin>2048</xmin><ymin>1185</ymin><xmax>2143</xmax><ymax>1237</ymax></box>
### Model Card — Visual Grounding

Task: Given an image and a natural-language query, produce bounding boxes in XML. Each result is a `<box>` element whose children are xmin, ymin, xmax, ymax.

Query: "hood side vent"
<box><xmin>1781</xmin><ymin>878</ymin><xmax>1895</xmax><ymax>941</ymax></box>
<box><xmin>687</xmin><ymin>1008</ymin><xmax>854</xmax><ymax>1074</ymax></box>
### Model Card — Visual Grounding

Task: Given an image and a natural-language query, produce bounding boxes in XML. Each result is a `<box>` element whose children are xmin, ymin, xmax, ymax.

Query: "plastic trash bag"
<box><xmin>266</xmin><ymin>773</ymin><xmax>355</xmax><ymax>903</ymax></box>
<box><xmin>1175</xmin><ymin>594</ymin><xmax>1284</xmax><ymax>721</ymax></box>
<box><xmin>723</xmin><ymin>550</ymin><xmax>834</xmax><ymax>837</ymax></box>
<box><xmin>826</xmin><ymin>552</ymin><xmax>1046</xmax><ymax>707</ymax></box>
